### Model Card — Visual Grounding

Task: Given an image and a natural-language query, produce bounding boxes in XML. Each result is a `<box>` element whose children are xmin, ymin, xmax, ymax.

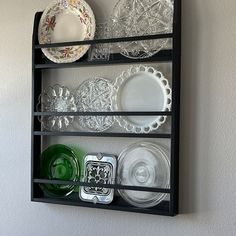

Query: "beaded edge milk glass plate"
<box><xmin>111</xmin><ymin>0</ymin><xmax>173</xmax><ymax>59</ymax></box>
<box><xmin>117</xmin><ymin>142</ymin><xmax>170</xmax><ymax>208</ymax></box>
<box><xmin>38</xmin><ymin>0</ymin><xmax>96</xmax><ymax>63</ymax></box>
<box><xmin>112</xmin><ymin>65</ymin><xmax>172</xmax><ymax>133</ymax></box>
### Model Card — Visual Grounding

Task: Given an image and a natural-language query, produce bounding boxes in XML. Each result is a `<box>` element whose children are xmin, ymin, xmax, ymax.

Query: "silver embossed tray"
<box><xmin>79</xmin><ymin>153</ymin><xmax>117</xmax><ymax>204</ymax></box>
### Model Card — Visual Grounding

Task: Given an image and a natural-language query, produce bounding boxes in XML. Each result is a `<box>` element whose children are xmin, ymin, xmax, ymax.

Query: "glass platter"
<box><xmin>117</xmin><ymin>142</ymin><xmax>170</xmax><ymax>208</ymax></box>
<box><xmin>38</xmin><ymin>0</ymin><xmax>96</xmax><ymax>63</ymax></box>
<box><xmin>112</xmin><ymin>65</ymin><xmax>172</xmax><ymax>133</ymax></box>
<box><xmin>111</xmin><ymin>0</ymin><xmax>173</xmax><ymax>59</ymax></box>
<box><xmin>74</xmin><ymin>78</ymin><xmax>115</xmax><ymax>132</ymax></box>
<box><xmin>37</xmin><ymin>84</ymin><xmax>77</xmax><ymax>131</ymax></box>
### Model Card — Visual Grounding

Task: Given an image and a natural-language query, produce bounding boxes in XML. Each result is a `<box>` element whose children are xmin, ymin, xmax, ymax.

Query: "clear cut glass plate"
<box><xmin>74</xmin><ymin>78</ymin><xmax>115</xmax><ymax>132</ymax></box>
<box><xmin>38</xmin><ymin>0</ymin><xmax>96</xmax><ymax>63</ymax></box>
<box><xmin>111</xmin><ymin>0</ymin><xmax>173</xmax><ymax>59</ymax></box>
<box><xmin>37</xmin><ymin>84</ymin><xmax>77</xmax><ymax>131</ymax></box>
<box><xmin>117</xmin><ymin>142</ymin><xmax>170</xmax><ymax>208</ymax></box>
<box><xmin>112</xmin><ymin>65</ymin><xmax>172</xmax><ymax>133</ymax></box>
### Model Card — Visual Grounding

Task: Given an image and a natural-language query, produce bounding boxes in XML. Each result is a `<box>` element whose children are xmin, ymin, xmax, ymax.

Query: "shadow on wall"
<box><xmin>179</xmin><ymin>0</ymin><xmax>213</xmax><ymax>214</ymax></box>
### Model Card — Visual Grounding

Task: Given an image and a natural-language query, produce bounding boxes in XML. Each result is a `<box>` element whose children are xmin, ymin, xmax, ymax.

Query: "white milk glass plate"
<box><xmin>38</xmin><ymin>0</ymin><xmax>96</xmax><ymax>63</ymax></box>
<box><xmin>112</xmin><ymin>65</ymin><xmax>172</xmax><ymax>133</ymax></box>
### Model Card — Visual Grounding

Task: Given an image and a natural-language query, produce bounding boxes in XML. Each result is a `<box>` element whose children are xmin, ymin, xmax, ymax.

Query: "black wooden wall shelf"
<box><xmin>31</xmin><ymin>0</ymin><xmax>181</xmax><ymax>216</ymax></box>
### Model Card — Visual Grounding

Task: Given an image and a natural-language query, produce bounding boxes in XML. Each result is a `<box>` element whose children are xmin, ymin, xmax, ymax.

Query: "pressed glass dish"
<box><xmin>117</xmin><ymin>142</ymin><xmax>170</xmax><ymax>208</ymax></box>
<box><xmin>111</xmin><ymin>0</ymin><xmax>173</xmax><ymax>59</ymax></box>
<box><xmin>74</xmin><ymin>78</ymin><xmax>115</xmax><ymax>132</ymax></box>
<box><xmin>37</xmin><ymin>84</ymin><xmax>77</xmax><ymax>131</ymax></box>
<box><xmin>40</xmin><ymin>144</ymin><xmax>85</xmax><ymax>197</ymax></box>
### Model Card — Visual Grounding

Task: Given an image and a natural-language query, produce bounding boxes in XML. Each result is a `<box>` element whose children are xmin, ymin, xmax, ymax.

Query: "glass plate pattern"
<box><xmin>111</xmin><ymin>0</ymin><xmax>173</xmax><ymax>59</ymax></box>
<box><xmin>74</xmin><ymin>78</ymin><xmax>115</xmax><ymax>132</ymax></box>
<box><xmin>37</xmin><ymin>84</ymin><xmax>77</xmax><ymax>131</ymax></box>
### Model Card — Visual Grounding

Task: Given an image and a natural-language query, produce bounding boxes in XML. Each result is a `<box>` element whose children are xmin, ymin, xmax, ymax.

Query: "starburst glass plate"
<box><xmin>112</xmin><ymin>65</ymin><xmax>172</xmax><ymax>133</ymax></box>
<box><xmin>38</xmin><ymin>0</ymin><xmax>96</xmax><ymax>63</ymax></box>
<box><xmin>111</xmin><ymin>0</ymin><xmax>173</xmax><ymax>59</ymax></box>
<box><xmin>37</xmin><ymin>84</ymin><xmax>77</xmax><ymax>131</ymax></box>
<box><xmin>74</xmin><ymin>78</ymin><xmax>115</xmax><ymax>132</ymax></box>
<box><xmin>117</xmin><ymin>142</ymin><xmax>170</xmax><ymax>208</ymax></box>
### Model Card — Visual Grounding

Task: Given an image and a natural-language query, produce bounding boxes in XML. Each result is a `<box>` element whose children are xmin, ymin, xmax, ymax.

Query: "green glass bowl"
<box><xmin>40</xmin><ymin>144</ymin><xmax>85</xmax><ymax>197</ymax></box>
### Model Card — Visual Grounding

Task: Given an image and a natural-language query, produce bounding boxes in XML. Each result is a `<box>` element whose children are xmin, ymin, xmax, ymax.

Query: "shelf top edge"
<box><xmin>34</xmin><ymin>33</ymin><xmax>173</xmax><ymax>49</ymax></box>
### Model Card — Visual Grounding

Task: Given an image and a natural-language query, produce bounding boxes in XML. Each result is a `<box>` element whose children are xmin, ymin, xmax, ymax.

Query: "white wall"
<box><xmin>0</xmin><ymin>0</ymin><xmax>236</xmax><ymax>235</ymax></box>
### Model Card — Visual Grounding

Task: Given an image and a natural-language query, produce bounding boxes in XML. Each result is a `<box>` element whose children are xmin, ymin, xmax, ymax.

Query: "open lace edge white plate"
<box><xmin>112</xmin><ymin>65</ymin><xmax>172</xmax><ymax>133</ymax></box>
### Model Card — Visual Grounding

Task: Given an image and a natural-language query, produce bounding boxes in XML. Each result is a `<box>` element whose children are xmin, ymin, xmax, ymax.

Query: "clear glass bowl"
<box><xmin>37</xmin><ymin>84</ymin><xmax>77</xmax><ymax>131</ymax></box>
<box><xmin>117</xmin><ymin>142</ymin><xmax>170</xmax><ymax>208</ymax></box>
<box><xmin>40</xmin><ymin>144</ymin><xmax>85</xmax><ymax>197</ymax></box>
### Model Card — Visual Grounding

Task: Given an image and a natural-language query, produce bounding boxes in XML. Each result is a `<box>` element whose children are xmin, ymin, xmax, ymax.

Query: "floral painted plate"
<box><xmin>38</xmin><ymin>0</ymin><xmax>96</xmax><ymax>63</ymax></box>
<box><xmin>112</xmin><ymin>65</ymin><xmax>172</xmax><ymax>133</ymax></box>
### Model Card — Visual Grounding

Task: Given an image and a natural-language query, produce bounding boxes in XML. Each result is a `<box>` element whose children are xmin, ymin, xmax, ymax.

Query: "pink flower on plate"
<box><xmin>44</xmin><ymin>15</ymin><xmax>56</xmax><ymax>31</ymax></box>
<box><xmin>60</xmin><ymin>47</ymin><xmax>74</xmax><ymax>58</ymax></box>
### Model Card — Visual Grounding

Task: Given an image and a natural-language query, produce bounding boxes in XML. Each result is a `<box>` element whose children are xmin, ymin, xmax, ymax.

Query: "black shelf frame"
<box><xmin>31</xmin><ymin>0</ymin><xmax>181</xmax><ymax>216</ymax></box>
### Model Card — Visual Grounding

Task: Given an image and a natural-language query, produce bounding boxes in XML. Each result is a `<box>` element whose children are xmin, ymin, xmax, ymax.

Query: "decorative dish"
<box><xmin>40</xmin><ymin>144</ymin><xmax>84</xmax><ymax>197</ymax></box>
<box><xmin>37</xmin><ymin>84</ymin><xmax>77</xmax><ymax>131</ymax></box>
<box><xmin>38</xmin><ymin>0</ymin><xmax>96</xmax><ymax>63</ymax></box>
<box><xmin>117</xmin><ymin>142</ymin><xmax>170</xmax><ymax>208</ymax></box>
<box><xmin>74</xmin><ymin>78</ymin><xmax>115</xmax><ymax>132</ymax></box>
<box><xmin>112</xmin><ymin>65</ymin><xmax>172</xmax><ymax>133</ymax></box>
<box><xmin>111</xmin><ymin>0</ymin><xmax>173</xmax><ymax>59</ymax></box>
<box><xmin>88</xmin><ymin>22</ymin><xmax>111</xmax><ymax>61</ymax></box>
<box><xmin>79</xmin><ymin>153</ymin><xmax>117</xmax><ymax>204</ymax></box>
